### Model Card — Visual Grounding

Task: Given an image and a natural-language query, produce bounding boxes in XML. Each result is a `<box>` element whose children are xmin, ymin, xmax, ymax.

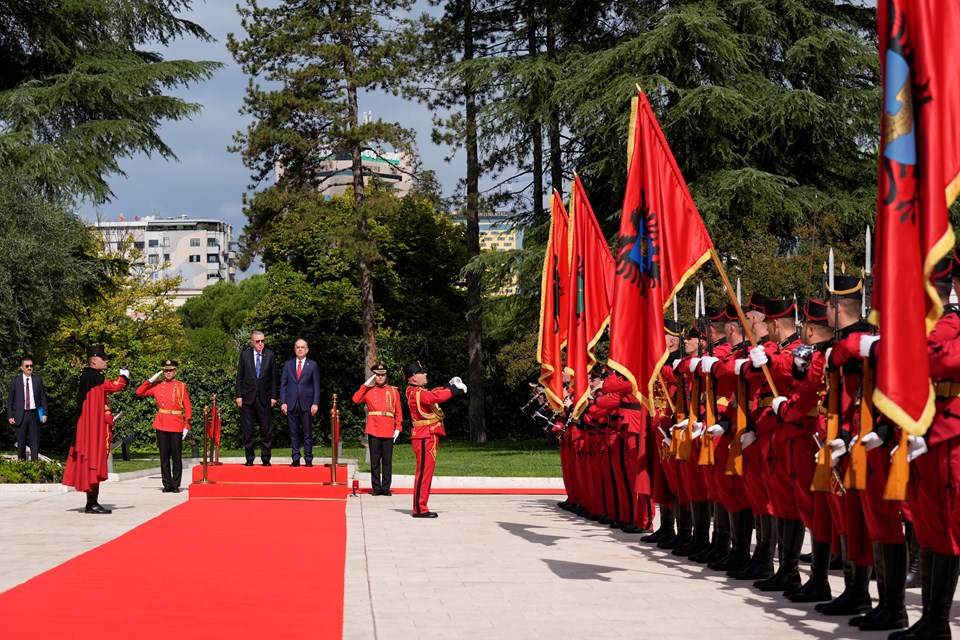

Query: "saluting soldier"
<box><xmin>404</xmin><ymin>360</ymin><xmax>466</xmax><ymax>518</ymax></box>
<box><xmin>352</xmin><ymin>361</ymin><xmax>403</xmax><ymax>496</ymax></box>
<box><xmin>136</xmin><ymin>359</ymin><xmax>193</xmax><ymax>493</ymax></box>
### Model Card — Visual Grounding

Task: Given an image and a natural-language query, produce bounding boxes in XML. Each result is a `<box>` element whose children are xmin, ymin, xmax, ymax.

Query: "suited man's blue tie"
<box><xmin>255</xmin><ymin>352</ymin><xmax>261</xmax><ymax>378</ymax></box>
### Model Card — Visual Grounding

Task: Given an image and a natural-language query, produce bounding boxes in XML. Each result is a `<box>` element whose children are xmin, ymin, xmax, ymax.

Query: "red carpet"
<box><xmin>189</xmin><ymin>463</ymin><xmax>350</xmax><ymax>499</ymax></box>
<box><xmin>371</xmin><ymin>487</ymin><xmax>566</xmax><ymax>495</ymax></box>
<box><xmin>0</xmin><ymin>499</ymin><xmax>346</xmax><ymax>639</ymax></box>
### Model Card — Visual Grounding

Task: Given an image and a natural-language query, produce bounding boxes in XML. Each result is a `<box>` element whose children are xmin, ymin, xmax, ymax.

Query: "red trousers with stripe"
<box><xmin>412</xmin><ymin>435</ymin><xmax>439</xmax><ymax>515</ymax></box>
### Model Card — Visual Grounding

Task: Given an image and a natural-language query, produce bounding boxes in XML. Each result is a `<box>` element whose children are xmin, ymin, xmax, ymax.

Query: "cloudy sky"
<box><xmin>78</xmin><ymin>0</ymin><xmax>461</xmax><ymax>277</ymax></box>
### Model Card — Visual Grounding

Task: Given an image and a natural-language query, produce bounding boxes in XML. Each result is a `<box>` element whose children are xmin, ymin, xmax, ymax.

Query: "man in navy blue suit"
<box><xmin>7</xmin><ymin>356</ymin><xmax>48</xmax><ymax>460</ymax></box>
<box><xmin>236</xmin><ymin>331</ymin><xmax>278</xmax><ymax>466</ymax></box>
<box><xmin>280</xmin><ymin>338</ymin><xmax>321</xmax><ymax>467</ymax></box>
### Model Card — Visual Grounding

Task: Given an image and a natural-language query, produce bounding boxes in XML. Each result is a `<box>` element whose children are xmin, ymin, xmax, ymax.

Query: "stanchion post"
<box><xmin>211</xmin><ymin>394</ymin><xmax>222</xmax><ymax>466</ymax></box>
<box><xmin>325</xmin><ymin>394</ymin><xmax>345</xmax><ymax>486</ymax></box>
<box><xmin>196</xmin><ymin>406</ymin><xmax>212</xmax><ymax>484</ymax></box>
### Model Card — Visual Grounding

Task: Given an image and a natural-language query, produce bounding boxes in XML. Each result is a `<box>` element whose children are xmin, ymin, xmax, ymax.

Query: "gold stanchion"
<box><xmin>325</xmin><ymin>394</ymin><xmax>345</xmax><ymax>485</ymax></box>
<box><xmin>195</xmin><ymin>406</ymin><xmax>212</xmax><ymax>484</ymax></box>
<box><xmin>210</xmin><ymin>394</ymin><xmax>223</xmax><ymax>466</ymax></box>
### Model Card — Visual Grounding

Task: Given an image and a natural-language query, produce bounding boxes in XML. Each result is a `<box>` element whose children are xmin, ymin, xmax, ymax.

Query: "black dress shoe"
<box><xmin>304</xmin><ymin>461</ymin><xmax>313</xmax><ymax>467</ymax></box>
<box><xmin>171</xmin><ymin>487</ymin><xmax>181</xmax><ymax>493</ymax></box>
<box><xmin>262</xmin><ymin>461</ymin><xmax>272</xmax><ymax>467</ymax></box>
<box><xmin>162</xmin><ymin>487</ymin><xmax>172</xmax><ymax>493</ymax></box>
<box><xmin>243</xmin><ymin>461</ymin><xmax>254</xmax><ymax>466</ymax></box>
<box><xmin>381</xmin><ymin>490</ymin><xmax>392</xmax><ymax>496</ymax></box>
<box><xmin>412</xmin><ymin>511</ymin><xmax>438</xmax><ymax>518</ymax></box>
<box><xmin>84</xmin><ymin>504</ymin><xmax>112</xmax><ymax>514</ymax></box>
<box><xmin>289</xmin><ymin>461</ymin><xmax>300</xmax><ymax>467</ymax></box>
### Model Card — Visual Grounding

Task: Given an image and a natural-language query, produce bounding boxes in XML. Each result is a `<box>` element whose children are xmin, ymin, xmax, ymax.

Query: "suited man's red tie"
<box><xmin>297</xmin><ymin>360</ymin><xmax>302</xmax><ymax>380</ymax></box>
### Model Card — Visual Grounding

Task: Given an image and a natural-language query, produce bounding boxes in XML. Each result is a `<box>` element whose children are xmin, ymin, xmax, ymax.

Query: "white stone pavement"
<box><xmin>1</xmin><ymin>466</ymin><xmax>957</xmax><ymax>639</ymax></box>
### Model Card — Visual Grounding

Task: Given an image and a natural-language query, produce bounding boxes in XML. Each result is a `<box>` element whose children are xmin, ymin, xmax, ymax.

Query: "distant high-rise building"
<box><xmin>277</xmin><ymin>150</ymin><xmax>414</xmax><ymax>197</ymax></box>
<box><xmin>452</xmin><ymin>210</ymin><xmax>524</xmax><ymax>296</ymax></box>
<box><xmin>91</xmin><ymin>215</ymin><xmax>239</xmax><ymax>306</ymax></box>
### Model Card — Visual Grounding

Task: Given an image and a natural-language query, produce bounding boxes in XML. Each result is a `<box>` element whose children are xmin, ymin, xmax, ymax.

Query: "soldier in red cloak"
<box><xmin>62</xmin><ymin>345</ymin><xmax>129</xmax><ymax>514</ymax></box>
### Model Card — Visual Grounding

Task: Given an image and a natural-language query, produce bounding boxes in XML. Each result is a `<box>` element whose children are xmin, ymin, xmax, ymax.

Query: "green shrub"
<box><xmin>0</xmin><ymin>459</ymin><xmax>64</xmax><ymax>483</ymax></box>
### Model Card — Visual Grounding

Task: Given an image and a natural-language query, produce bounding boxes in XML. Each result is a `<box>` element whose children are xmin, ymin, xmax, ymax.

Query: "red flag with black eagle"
<box><xmin>872</xmin><ymin>0</ymin><xmax>960</xmax><ymax>436</ymax></box>
<box><xmin>537</xmin><ymin>191</ymin><xmax>570</xmax><ymax>412</ymax></box>
<box><xmin>565</xmin><ymin>176</ymin><xmax>615</xmax><ymax>419</ymax></box>
<box><xmin>208</xmin><ymin>398</ymin><xmax>222</xmax><ymax>446</ymax></box>
<box><xmin>608</xmin><ymin>91</ymin><xmax>713</xmax><ymax>410</ymax></box>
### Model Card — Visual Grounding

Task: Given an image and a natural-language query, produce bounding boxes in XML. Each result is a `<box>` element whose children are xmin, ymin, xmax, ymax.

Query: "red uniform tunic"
<box><xmin>658</xmin><ymin>363</ymin><xmax>685</xmax><ymax>504</ymax></box>
<box><xmin>406</xmin><ymin>385</ymin><xmax>453</xmax><ymax>515</ymax></box>
<box><xmin>708</xmin><ymin>341</ymin><xmax>751</xmax><ymax>513</ymax></box>
<box><xmin>353</xmin><ymin>383</ymin><xmax>403</xmax><ymax>437</ymax></box>
<box><xmin>673</xmin><ymin>355</ymin><xmax>710</xmax><ymax>503</ymax></box>
<box><xmin>63</xmin><ymin>370</ymin><xmax>127</xmax><ymax>492</ymax></box>
<box><xmin>696</xmin><ymin>339</ymin><xmax>732</xmax><ymax>503</ymax></box>
<box><xmin>136</xmin><ymin>379</ymin><xmax>192</xmax><ymax>432</ymax></box>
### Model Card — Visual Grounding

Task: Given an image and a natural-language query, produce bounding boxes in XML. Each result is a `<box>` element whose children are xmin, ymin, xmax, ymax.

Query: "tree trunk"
<box><xmin>527</xmin><ymin>0</ymin><xmax>544</xmax><ymax>224</ymax></box>
<box><xmin>546</xmin><ymin>17</ymin><xmax>563</xmax><ymax>197</ymax></box>
<box><xmin>464</xmin><ymin>0</ymin><xmax>486</xmax><ymax>443</ymax></box>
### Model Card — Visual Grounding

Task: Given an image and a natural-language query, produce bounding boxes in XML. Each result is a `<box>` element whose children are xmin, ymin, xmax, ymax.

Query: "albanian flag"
<box><xmin>872</xmin><ymin>0</ymin><xmax>960</xmax><ymax>436</ymax></box>
<box><xmin>566</xmin><ymin>176</ymin><xmax>615</xmax><ymax>419</ymax></box>
<box><xmin>537</xmin><ymin>191</ymin><xmax>570</xmax><ymax>412</ymax></box>
<box><xmin>608</xmin><ymin>91</ymin><xmax>713</xmax><ymax>410</ymax></box>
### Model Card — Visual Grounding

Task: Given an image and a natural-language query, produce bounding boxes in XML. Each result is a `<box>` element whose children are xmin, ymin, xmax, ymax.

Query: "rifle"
<box><xmin>677</xmin><ymin>284</ymin><xmax>704</xmax><ymax>461</ymax></box>
<box><xmin>813</xmin><ymin>249</ymin><xmax>843</xmax><ymax>493</ymax></box>
<box><xmin>844</xmin><ymin>357</ymin><xmax>872</xmax><ymax>490</ymax></box>
<box><xmin>726</xmin><ymin>376</ymin><xmax>748</xmax><ymax>476</ymax></box>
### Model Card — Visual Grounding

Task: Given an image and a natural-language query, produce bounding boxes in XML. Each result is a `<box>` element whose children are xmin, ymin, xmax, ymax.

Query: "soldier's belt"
<box><xmin>368</xmin><ymin>411</ymin><xmax>395</xmax><ymax>417</ymax></box>
<box><xmin>159</xmin><ymin>409</ymin><xmax>184</xmax><ymax>416</ymax></box>
<box><xmin>753</xmin><ymin>397</ymin><xmax>774</xmax><ymax>410</ymax></box>
<box><xmin>412</xmin><ymin>418</ymin><xmax>441</xmax><ymax>427</ymax></box>
<box><xmin>935</xmin><ymin>381</ymin><xmax>960</xmax><ymax>398</ymax></box>
<box><xmin>620</xmin><ymin>402</ymin><xmax>644</xmax><ymax>411</ymax></box>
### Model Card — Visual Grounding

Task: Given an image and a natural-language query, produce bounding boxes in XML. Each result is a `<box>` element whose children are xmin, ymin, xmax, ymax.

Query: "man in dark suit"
<box><xmin>7</xmin><ymin>356</ymin><xmax>48</xmax><ymax>461</ymax></box>
<box><xmin>236</xmin><ymin>331</ymin><xmax>278</xmax><ymax>466</ymax></box>
<box><xmin>280</xmin><ymin>338</ymin><xmax>321</xmax><ymax>467</ymax></box>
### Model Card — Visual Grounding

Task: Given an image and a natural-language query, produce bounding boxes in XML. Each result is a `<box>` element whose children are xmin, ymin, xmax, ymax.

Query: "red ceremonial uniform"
<box><xmin>353</xmin><ymin>383</ymin><xmax>403</xmax><ymax>437</ymax></box>
<box><xmin>707</xmin><ymin>341</ymin><xmax>751</xmax><ymax>514</ymax></box>
<box><xmin>696</xmin><ymin>339</ymin><xmax>732</xmax><ymax>503</ymax></box>
<box><xmin>673</xmin><ymin>356</ymin><xmax>709</xmax><ymax>503</ymax></box>
<box><xmin>406</xmin><ymin>384</ymin><xmax>453</xmax><ymax>515</ymax></box>
<box><xmin>136</xmin><ymin>379</ymin><xmax>193</xmax><ymax>431</ymax></box>
<box><xmin>63</xmin><ymin>370</ymin><xmax>127</xmax><ymax>492</ymax></box>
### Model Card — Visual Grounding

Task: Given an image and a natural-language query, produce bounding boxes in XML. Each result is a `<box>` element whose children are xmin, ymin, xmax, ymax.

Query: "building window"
<box><xmin>148</xmin><ymin>254</ymin><xmax>159</xmax><ymax>264</ymax></box>
<box><xmin>148</xmin><ymin>239</ymin><xmax>159</xmax><ymax>248</ymax></box>
<box><xmin>163</xmin><ymin>254</ymin><xmax>170</xmax><ymax>262</ymax></box>
<box><xmin>134</xmin><ymin>241</ymin><xmax>144</xmax><ymax>250</ymax></box>
<box><xmin>189</xmin><ymin>255</ymin><xmax>201</xmax><ymax>263</ymax></box>
<box><xmin>207</xmin><ymin>254</ymin><xmax>220</xmax><ymax>264</ymax></box>
<box><xmin>207</xmin><ymin>238</ymin><xmax>218</xmax><ymax>247</ymax></box>
<box><xmin>190</xmin><ymin>239</ymin><xmax>201</xmax><ymax>247</ymax></box>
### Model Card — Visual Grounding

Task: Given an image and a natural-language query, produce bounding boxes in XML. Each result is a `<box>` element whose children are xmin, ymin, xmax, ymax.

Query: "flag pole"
<box><xmin>708</xmin><ymin>248</ymin><xmax>779</xmax><ymax>396</ymax></box>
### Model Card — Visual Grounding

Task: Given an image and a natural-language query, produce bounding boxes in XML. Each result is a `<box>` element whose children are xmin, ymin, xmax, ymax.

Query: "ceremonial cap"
<box><xmin>748</xmin><ymin>293</ymin><xmax>768</xmax><ymax>313</ymax></box>
<box><xmin>664</xmin><ymin>319</ymin><xmax>684</xmax><ymax>337</ymax></box>
<box><xmin>724</xmin><ymin>304</ymin><xmax>739</xmax><ymax>322</ymax></box>
<box><xmin>933</xmin><ymin>258</ymin><xmax>953</xmax><ymax>284</ymax></box>
<box><xmin>86</xmin><ymin>345</ymin><xmax>107</xmax><ymax>359</ymax></box>
<box><xmin>953</xmin><ymin>248</ymin><xmax>960</xmax><ymax>278</ymax></box>
<box><xmin>161</xmin><ymin>359</ymin><xmax>179</xmax><ymax>370</ymax></box>
<box><xmin>705</xmin><ymin>305</ymin><xmax>726</xmax><ymax>323</ymax></box>
<box><xmin>804</xmin><ymin>299</ymin><xmax>830</xmax><ymax>326</ymax></box>
<box><xmin>764</xmin><ymin>298</ymin><xmax>796</xmax><ymax>319</ymax></box>
<box><xmin>826</xmin><ymin>274</ymin><xmax>863</xmax><ymax>299</ymax></box>
<box><xmin>402</xmin><ymin>360</ymin><xmax>426</xmax><ymax>379</ymax></box>
<box><xmin>370</xmin><ymin>361</ymin><xmax>388</xmax><ymax>375</ymax></box>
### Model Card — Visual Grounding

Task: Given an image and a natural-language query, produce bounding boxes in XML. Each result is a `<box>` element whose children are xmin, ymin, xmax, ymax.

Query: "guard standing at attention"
<box><xmin>136</xmin><ymin>359</ymin><xmax>193</xmax><ymax>493</ymax></box>
<box><xmin>353</xmin><ymin>361</ymin><xmax>403</xmax><ymax>496</ymax></box>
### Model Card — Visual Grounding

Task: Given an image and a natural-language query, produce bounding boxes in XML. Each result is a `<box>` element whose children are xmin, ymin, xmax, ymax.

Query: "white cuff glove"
<box><xmin>741</xmin><ymin>431</ymin><xmax>757</xmax><ymax>449</ymax></box>
<box><xmin>672</xmin><ymin>418</ymin><xmax>689</xmax><ymax>431</ymax></box>
<box><xmin>364</xmin><ymin>375</ymin><xmax>376</xmax><ymax>387</ymax></box>
<box><xmin>149</xmin><ymin>371</ymin><xmax>163</xmax><ymax>383</ymax></box>
<box><xmin>182</xmin><ymin>428</ymin><xmax>189</xmax><ymax>440</ymax></box>
<box><xmin>689</xmin><ymin>357</ymin><xmax>701</xmax><ymax>373</ymax></box>
<box><xmin>829</xmin><ymin>438</ymin><xmax>847</xmax><ymax>464</ymax></box>
<box><xmin>706</xmin><ymin>424</ymin><xmax>724</xmax><ymax>437</ymax></box>
<box><xmin>393</xmin><ymin>429</ymin><xmax>400</xmax><ymax>442</ymax></box>
<box><xmin>690</xmin><ymin>422</ymin><xmax>705</xmax><ymax>439</ymax></box>
<box><xmin>119</xmin><ymin>368</ymin><xmax>130</xmax><ymax>378</ymax></box>
<box><xmin>749</xmin><ymin>346</ymin><xmax>768</xmax><ymax>368</ymax></box>
<box><xmin>699</xmin><ymin>356</ymin><xmax>719</xmax><ymax>373</ymax></box>
<box><xmin>861</xmin><ymin>431</ymin><xmax>883</xmax><ymax>451</ymax></box>
<box><xmin>859</xmin><ymin>335</ymin><xmax>880</xmax><ymax>358</ymax></box>
<box><xmin>906</xmin><ymin>435</ymin><xmax>928</xmax><ymax>462</ymax></box>
<box><xmin>663</xmin><ymin>435</ymin><xmax>672</xmax><ymax>448</ymax></box>
<box><xmin>771</xmin><ymin>396</ymin><xmax>788</xmax><ymax>416</ymax></box>
<box><xmin>734</xmin><ymin>359</ymin><xmax>749</xmax><ymax>375</ymax></box>
<box><xmin>450</xmin><ymin>377</ymin><xmax>468</xmax><ymax>393</ymax></box>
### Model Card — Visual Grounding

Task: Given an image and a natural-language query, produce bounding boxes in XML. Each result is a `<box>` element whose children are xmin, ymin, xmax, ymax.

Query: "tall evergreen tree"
<box><xmin>228</xmin><ymin>0</ymin><xmax>419</xmax><ymax>372</ymax></box>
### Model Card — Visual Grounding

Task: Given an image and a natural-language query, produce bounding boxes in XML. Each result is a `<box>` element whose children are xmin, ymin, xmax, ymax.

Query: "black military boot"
<box><xmin>695</xmin><ymin>504</ymin><xmax>731</xmax><ymax>564</ymax></box>
<box><xmin>858</xmin><ymin>543</ymin><xmax>908</xmax><ymax>631</ymax></box>
<box><xmin>850</xmin><ymin>542</ymin><xmax>887</xmax><ymax>627</ymax></box>
<box><xmin>659</xmin><ymin>504</ymin><xmax>690</xmax><ymax>549</ymax></box>
<box><xmin>894</xmin><ymin>552</ymin><xmax>959</xmax><ymax>640</ymax></box>
<box><xmin>712</xmin><ymin>508</ymin><xmax>752</xmax><ymax>572</ymax></box>
<box><xmin>756</xmin><ymin>518</ymin><xmax>803</xmax><ymax>594</ymax></box>
<box><xmin>789</xmin><ymin>539</ymin><xmax>833</xmax><ymax>603</ymax></box>
<box><xmin>674</xmin><ymin>501</ymin><xmax>711</xmax><ymax>557</ymax></box>
<box><xmin>904</xmin><ymin>521</ymin><xmax>921</xmax><ymax>590</ymax></box>
<box><xmin>734</xmin><ymin>513</ymin><xmax>774</xmax><ymax>580</ymax></box>
<box><xmin>816</xmin><ymin>562</ymin><xmax>872</xmax><ymax>615</ymax></box>
<box><xmin>84</xmin><ymin>483</ymin><xmax>111</xmax><ymax>514</ymax></box>
<box><xmin>890</xmin><ymin>547</ymin><xmax>932</xmax><ymax>640</ymax></box>
<box><xmin>642</xmin><ymin>505</ymin><xmax>675</xmax><ymax>543</ymax></box>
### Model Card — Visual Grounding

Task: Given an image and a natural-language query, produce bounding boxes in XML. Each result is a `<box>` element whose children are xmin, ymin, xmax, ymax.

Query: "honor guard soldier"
<box><xmin>404</xmin><ymin>360</ymin><xmax>466</xmax><ymax>518</ymax></box>
<box><xmin>136</xmin><ymin>359</ymin><xmax>193</xmax><ymax>493</ymax></box>
<box><xmin>353</xmin><ymin>361</ymin><xmax>403</xmax><ymax>496</ymax></box>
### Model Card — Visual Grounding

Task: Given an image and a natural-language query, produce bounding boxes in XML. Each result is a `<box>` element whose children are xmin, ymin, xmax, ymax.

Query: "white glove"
<box><xmin>859</xmin><ymin>335</ymin><xmax>880</xmax><ymax>358</ymax></box>
<box><xmin>824</xmin><ymin>347</ymin><xmax>833</xmax><ymax>367</ymax></box>
<box><xmin>771</xmin><ymin>396</ymin><xmax>788</xmax><ymax>416</ymax></box>
<box><xmin>182</xmin><ymin>428</ymin><xmax>189</xmax><ymax>440</ymax></box>
<box><xmin>119</xmin><ymin>368</ymin><xmax>130</xmax><ymax>378</ymax></box>
<box><xmin>749</xmin><ymin>346</ymin><xmax>768</xmax><ymax>368</ymax></box>
<box><xmin>690</xmin><ymin>422</ymin><xmax>705</xmax><ymax>439</ymax></box>
<box><xmin>829</xmin><ymin>438</ymin><xmax>847</xmax><ymax>464</ymax></box>
<box><xmin>741</xmin><ymin>431</ymin><xmax>757</xmax><ymax>449</ymax></box>
<box><xmin>364</xmin><ymin>375</ymin><xmax>376</xmax><ymax>387</ymax></box>
<box><xmin>734</xmin><ymin>359</ymin><xmax>749</xmax><ymax>375</ymax></box>
<box><xmin>706</xmin><ymin>424</ymin><xmax>724</xmax><ymax>437</ymax></box>
<box><xmin>149</xmin><ymin>370</ymin><xmax>163</xmax><ymax>383</ymax></box>
<box><xmin>662</xmin><ymin>435</ymin><xmax>673</xmax><ymax>448</ymax></box>
<box><xmin>860</xmin><ymin>431</ymin><xmax>883</xmax><ymax>450</ymax></box>
<box><xmin>905</xmin><ymin>435</ymin><xmax>928</xmax><ymax>462</ymax></box>
<box><xmin>699</xmin><ymin>356</ymin><xmax>720</xmax><ymax>373</ymax></box>
<box><xmin>671</xmin><ymin>359</ymin><xmax>681</xmax><ymax>370</ymax></box>
<box><xmin>672</xmin><ymin>418</ymin><xmax>689</xmax><ymax>431</ymax></box>
<box><xmin>393</xmin><ymin>429</ymin><xmax>400</xmax><ymax>442</ymax></box>
<box><xmin>450</xmin><ymin>377</ymin><xmax>468</xmax><ymax>393</ymax></box>
<box><xmin>689</xmin><ymin>357</ymin><xmax>701</xmax><ymax>373</ymax></box>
